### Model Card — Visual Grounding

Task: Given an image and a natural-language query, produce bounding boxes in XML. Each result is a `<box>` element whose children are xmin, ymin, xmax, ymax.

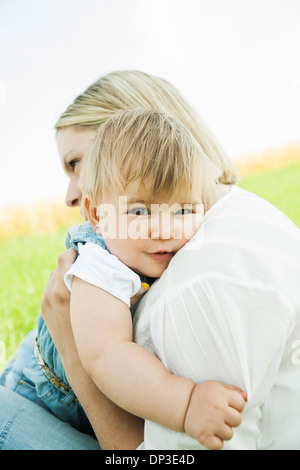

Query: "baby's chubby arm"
<box><xmin>70</xmin><ymin>275</ymin><xmax>246</xmax><ymax>449</ymax></box>
<box><xmin>70</xmin><ymin>276</ymin><xmax>195</xmax><ymax>433</ymax></box>
<box><xmin>66</xmin><ymin>243</ymin><xmax>246</xmax><ymax>448</ymax></box>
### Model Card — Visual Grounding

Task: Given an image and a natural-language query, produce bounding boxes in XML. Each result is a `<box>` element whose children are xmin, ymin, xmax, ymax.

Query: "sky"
<box><xmin>1</xmin><ymin>0</ymin><xmax>300</xmax><ymax>208</ymax></box>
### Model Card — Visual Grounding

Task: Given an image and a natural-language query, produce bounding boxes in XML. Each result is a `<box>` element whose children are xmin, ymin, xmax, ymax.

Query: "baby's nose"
<box><xmin>150</xmin><ymin>213</ymin><xmax>175</xmax><ymax>239</ymax></box>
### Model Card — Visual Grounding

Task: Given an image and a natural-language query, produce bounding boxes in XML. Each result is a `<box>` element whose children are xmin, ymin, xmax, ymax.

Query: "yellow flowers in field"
<box><xmin>233</xmin><ymin>140</ymin><xmax>300</xmax><ymax>176</ymax></box>
<box><xmin>0</xmin><ymin>198</ymin><xmax>82</xmax><ymax>241</ymax></box>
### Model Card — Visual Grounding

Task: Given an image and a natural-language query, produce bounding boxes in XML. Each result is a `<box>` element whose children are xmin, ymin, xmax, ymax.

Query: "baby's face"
<box><xmin>94</xmin><ymin>181</ymin><xmax>204</xmax><ymax>278</ymax></box>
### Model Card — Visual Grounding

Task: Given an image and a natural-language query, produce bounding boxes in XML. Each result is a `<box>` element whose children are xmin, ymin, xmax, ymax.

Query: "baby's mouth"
<box><xmin>148</xmin><ymin>251</ymin><xmax>173</xmax><ymax>261</ymax></box>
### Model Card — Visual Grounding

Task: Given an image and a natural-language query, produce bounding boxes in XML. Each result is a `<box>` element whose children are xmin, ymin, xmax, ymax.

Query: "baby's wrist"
<box><xmin>169</xmin><ymin>377</ymin><xmax>196</xmax><ymax>433</ymax></box>
<box><xmin>182</xmin><ymin>382</ymin><xmax>197</xmax><ymax>433</ymax></box>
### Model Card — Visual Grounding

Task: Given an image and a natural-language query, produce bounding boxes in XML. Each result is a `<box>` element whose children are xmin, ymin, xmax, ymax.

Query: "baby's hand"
<box><xmin>184</xmin><ymin>381</ymin><xmax>247</xmax><ymax>450</ymax></box>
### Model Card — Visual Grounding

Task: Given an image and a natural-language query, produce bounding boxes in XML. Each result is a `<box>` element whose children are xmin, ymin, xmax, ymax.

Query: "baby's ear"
<box><xmin>84</xmin><ymin>197</ymin><xmax>100</xmax><ymax>234</ymax></box>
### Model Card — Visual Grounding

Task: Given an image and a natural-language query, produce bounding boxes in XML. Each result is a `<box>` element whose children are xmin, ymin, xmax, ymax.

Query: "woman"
<box><xmin>0</xmin><ymin>70</ymin><xmax>238</xmax><ymax>450</ymax></box>
<box><xmin>134</xmin><ymin>187</ymin><xmax>300</xmax><ymax>449</ymax></box>
<box><xmin>56</xmin><ymin>108</ymin><xmax>300</xmax><ymax>449</ymax></box>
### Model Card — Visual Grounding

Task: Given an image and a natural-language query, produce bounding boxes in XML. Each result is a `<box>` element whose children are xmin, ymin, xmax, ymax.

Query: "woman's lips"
<box><xmin>149</xmin><ymin>251</ymin><xmax>173</xmax><ymax>261</ymax></box>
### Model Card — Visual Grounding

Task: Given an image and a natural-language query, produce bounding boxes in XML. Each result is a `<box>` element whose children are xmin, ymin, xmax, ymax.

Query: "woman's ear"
<box><xmin>84</xmin><ymin>197</ymin><xmax>101</xmax><ymax>234</ymax></box>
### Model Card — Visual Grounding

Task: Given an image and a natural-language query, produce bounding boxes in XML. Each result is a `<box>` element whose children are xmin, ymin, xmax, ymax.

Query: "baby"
<box><xmin>65</xmin><ymin>108</ymin><xmax>246</xmax><ymax>449</ymax></box>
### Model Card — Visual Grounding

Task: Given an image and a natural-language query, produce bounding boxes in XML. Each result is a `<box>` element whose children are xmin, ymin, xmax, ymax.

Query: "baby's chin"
<box><xmin>134</xmin><ymin>261</ymin><xmax>172</xmax><ymax>279</ymax></box>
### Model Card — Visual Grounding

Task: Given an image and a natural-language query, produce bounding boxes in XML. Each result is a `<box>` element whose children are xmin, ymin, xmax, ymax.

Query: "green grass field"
<box><xmin>0</xmin><ymin>227</ymin><xmax>73</xmax><ymax>369</ymax></box>
<box><xmin>1</xmin><ymin>161</ymin><xmax>300</xmax><ymax>370</ymax></box>
<box><xmin>239</xmin><ymin>161</ymin><xmax>300</xmax><ymax>227</ymax></box>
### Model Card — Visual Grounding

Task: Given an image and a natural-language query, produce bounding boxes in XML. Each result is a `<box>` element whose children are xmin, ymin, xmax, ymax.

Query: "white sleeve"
<box><xmin>64</xmin><ymin>242</ymin><xmax>141</xmax><ymax>307</ymax></box>
<box><xmin>138</xmin><ymin>275</ymin><xmax>296</xmax><ymax>450</ymax></box>
<box><xmin>134</xmin><ymin>187</ymin><xmax>300</xmax><ymax>449</ymax></box>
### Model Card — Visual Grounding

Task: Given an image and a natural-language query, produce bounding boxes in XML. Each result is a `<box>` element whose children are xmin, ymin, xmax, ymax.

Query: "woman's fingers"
<box><xmin>57</xmin><ymin>247</ymin><xmax>78</xmax><ymax>272</ymax></box>
<box><xmin>41</xmin><ymin>248</ymin><xmax>77</xmax><ymax>314</ymax></box>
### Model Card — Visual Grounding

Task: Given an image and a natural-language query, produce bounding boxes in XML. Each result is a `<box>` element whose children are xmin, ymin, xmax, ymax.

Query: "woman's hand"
<box><xmin>41</xmin><ymin>247</ymin><xmax>148</xmax><ymax>362</ymax></box>
<box><xmin>41</xmin><ymin>248</ymin><xmax>78</xmax><ymax>364</ymax></box>
<box><xmin>41</xmin><ymin>247</ymin><xmax>145</xmax><ymax>449</ymax></box>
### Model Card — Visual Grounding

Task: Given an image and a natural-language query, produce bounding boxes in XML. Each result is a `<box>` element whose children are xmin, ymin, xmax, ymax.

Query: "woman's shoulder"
<box><xmin>204</xmin><ymin>185</ymin><xmax>300</xmax><ymax>242</ymax></box>
<box><xmin>162</xmin><ymin>186</ymin><xmax>300</xmax><ymax>295</ymax></box>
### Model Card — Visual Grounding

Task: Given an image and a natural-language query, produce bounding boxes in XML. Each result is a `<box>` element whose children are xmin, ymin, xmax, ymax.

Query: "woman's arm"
<box><xmin>57</xmin><ymin>347</ymin><xmax>144</xmax><ymax>450</ymax></box>
<box><xmin>41</xmin><ymin>249</ymin><xmax>144</xmax><ymax>450</ymax></box>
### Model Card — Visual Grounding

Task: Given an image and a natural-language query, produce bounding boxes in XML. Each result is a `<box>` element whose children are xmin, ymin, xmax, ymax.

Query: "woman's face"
<box><xmin>57</xmin><ymin>126</ymin><xmax>96</xmax><ymax>208</ymax></box>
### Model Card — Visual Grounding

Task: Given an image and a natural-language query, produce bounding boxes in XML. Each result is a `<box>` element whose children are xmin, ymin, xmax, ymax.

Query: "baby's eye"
<box><xmin>175</xmin><ymin>207</ymin><xmax>193</xmax><ymax>215</ymax></box>
<box><xmin>128</xmin><ymin>206</ymin><xmax>149</xmax><ymax>216</ymax></box>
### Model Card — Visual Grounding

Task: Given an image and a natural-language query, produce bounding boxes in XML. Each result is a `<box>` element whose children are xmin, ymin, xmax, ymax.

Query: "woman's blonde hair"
<box><xmin>84</xmin><ymin>108</ymin><xmax>222</xmax><ymax>209</ymax></box>
<box><xmin>55</xmin><ymin>70</ymin><xmax>238</xmax><ymax>185</ymax></box>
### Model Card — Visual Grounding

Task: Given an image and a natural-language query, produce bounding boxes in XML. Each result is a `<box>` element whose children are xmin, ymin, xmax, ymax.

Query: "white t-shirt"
<box><xmin>133</xmin><ymin>186</ymin><xmax>300</xmax><ymax>450</ymax></box>
<box><xmin>64</xmin><ymin>242</ymin><xmax>141</xmax><ymax>307</ymax></box>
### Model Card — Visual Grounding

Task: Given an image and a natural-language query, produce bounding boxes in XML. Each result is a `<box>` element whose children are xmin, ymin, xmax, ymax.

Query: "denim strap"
<box><xmin>34</xmin><ymin>336</ymin><xmax>71</xmax><ymax>395</ymax></box>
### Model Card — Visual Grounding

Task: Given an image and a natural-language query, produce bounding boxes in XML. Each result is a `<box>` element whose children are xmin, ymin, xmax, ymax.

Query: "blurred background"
<box><xmin>1</xmin><ymin>0</ymin><xmax>300</xmax><ymax>206</ymax></box>
<box><xmin>1</xmin><ymin>0</ymin><xmax>300</xmax><ymax>364</ymax></box>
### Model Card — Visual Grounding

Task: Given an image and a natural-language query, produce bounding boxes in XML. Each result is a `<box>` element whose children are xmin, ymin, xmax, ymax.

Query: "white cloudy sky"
<box><xmin>1</xmin><ymin>0</ymin><xmax>300</xmax><ymax>208</ymax></box>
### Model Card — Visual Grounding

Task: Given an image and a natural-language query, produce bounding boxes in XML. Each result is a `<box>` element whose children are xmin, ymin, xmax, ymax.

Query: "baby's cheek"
<box><xmin>184</xmin><ymin>215</ymin><xmax>203</xmax><ymax>241</ymax></box>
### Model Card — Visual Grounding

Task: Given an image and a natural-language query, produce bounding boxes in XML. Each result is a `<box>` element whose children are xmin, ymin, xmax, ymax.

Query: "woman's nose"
<box><xmin>65</xmin><ymin>180</ymin><xmax>82</xmax><ymax>207</ymax></box>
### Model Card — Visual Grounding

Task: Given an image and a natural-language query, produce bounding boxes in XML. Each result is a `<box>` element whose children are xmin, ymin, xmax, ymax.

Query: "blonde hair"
<box><xmin>84</xmin><ymin>108</ymin><xmax>222</xmax><ymax>209</ymax></box>
<box><xmin>55</xmin><ymin>70</ymin><xmax>238</xmax><ymax>185</ymax></box>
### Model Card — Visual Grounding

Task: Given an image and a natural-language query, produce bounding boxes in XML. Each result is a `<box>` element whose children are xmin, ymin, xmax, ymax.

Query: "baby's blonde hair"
<box><xmin>84</xmin><ymin>108</ymin><xmax>222</xmax><ymax>209</ymax></box>
<box><xmin>55</xmin><ymin>70</ymin><xmax>238</xmax><ymax>185</ymax></box>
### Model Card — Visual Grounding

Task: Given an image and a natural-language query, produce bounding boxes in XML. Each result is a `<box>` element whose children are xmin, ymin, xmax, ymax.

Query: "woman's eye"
<box><xmin>68</xmin><ymin>159</ymin><xmax>80</xmax><ymax>171</ymax></box>
<box><xmin>128</xmin><ymin>206</ymin><xmax>149</xmax><ymax>216</ymax></box>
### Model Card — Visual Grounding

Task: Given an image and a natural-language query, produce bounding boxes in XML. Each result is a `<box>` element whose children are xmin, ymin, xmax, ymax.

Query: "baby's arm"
<box><xmin>70</xmin><ymin>277</ymin><xmax>194</xmax><ymax>431</ymax></box>
<box><xmin>70</xmin><ymin>277</ymin><xmax>246</xmax><ymax>449</ymax></box>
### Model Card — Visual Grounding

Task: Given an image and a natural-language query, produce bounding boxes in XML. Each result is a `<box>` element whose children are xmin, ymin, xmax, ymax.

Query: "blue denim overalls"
<box><xmin>0</xmin><ymin>222</ymin><xmax>148</xmax><ymax>435</ymax></box>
